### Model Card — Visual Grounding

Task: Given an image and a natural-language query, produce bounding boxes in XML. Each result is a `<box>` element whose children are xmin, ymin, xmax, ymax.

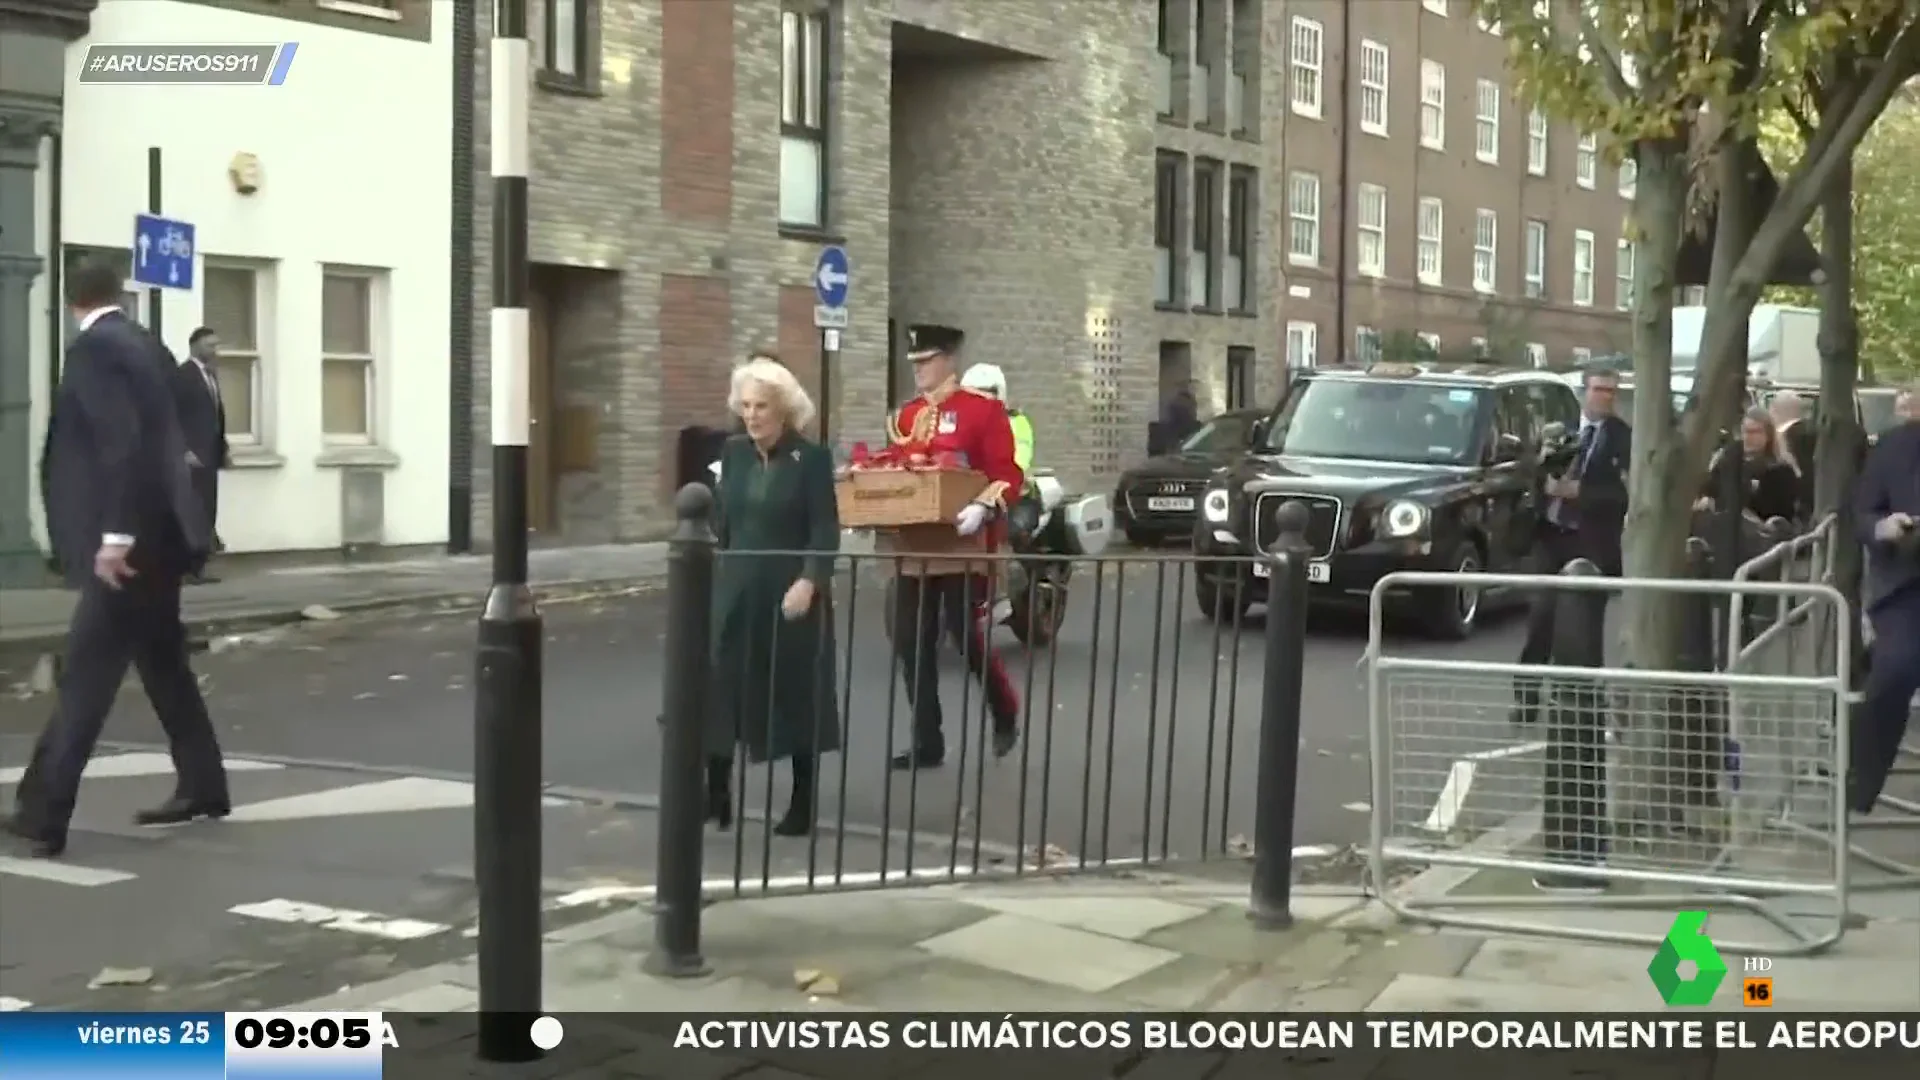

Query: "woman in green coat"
<box><xmin>707</xmin><ymin>357</ymin><xmax>842</xmax><ymax>837</ymax></box>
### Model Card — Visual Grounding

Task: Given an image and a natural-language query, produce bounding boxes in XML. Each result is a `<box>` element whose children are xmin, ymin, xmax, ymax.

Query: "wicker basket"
<box><xmin>835</xmin><ymin>468</ymin><xmax>986</xmax><ymax>528</ymax></box>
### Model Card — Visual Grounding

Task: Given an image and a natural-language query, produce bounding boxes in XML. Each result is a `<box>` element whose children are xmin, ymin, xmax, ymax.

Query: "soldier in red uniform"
<box><xmin>884</xmin><ymin>324</ymin><xmax>1025</xmax><ymax>770</ymax></box>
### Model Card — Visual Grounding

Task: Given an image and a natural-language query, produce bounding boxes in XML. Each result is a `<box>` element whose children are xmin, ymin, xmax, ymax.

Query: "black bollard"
<box><xmin>474</xmin><ymin>0</ymin><xmax>541</xmax><ymax>1062</ymax></box>
<box><xmin>1249</xmin><ymin>500</ymin><xmax>1312</xmax><ymax>929</ymax></box>
<box><xmin>1713</xmin><ymin>432</ymin><xmax>1745</xmax><ymax>581</ymax></box>
<box><xmin>647</xmin><ymin>484</ymin><xmax>717</xmax><ymax>977</ymax></box>
<box><xmin>1671</xmin><ymin>538</ymin><xmax>1725</xmax><ymax>815</ymax></box>
<box><xmin>1541</xmin><ymin>558</ymin><xmax>1609</xmax><ymax>875</ymax></box>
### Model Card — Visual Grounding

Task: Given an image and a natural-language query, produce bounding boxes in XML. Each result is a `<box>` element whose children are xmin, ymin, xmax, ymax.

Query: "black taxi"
<box><xmin>1191</xmin><ymin>363</ymin><xmax>1582</xmax><ymax>638</ymax></box>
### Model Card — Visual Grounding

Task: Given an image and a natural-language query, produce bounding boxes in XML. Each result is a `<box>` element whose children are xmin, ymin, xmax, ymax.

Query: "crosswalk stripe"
<box><xmin>0</xmin><ymin>997</ymin><xmax>31</xmax><ymax>1011</ymax></box>
<box><xmin>0</xmin><ymin>752</ymin><xmax>283</xmax><ymax>786</ymax></box>
<box><xmin>0</xmin><ymin>856</ymin><xmax>138</xmax><ymax>887</ymax></box>
<box><xmin>228</xmin><ymin>898</ymin><xmax>451</xmax><ymax>940</ymax></box>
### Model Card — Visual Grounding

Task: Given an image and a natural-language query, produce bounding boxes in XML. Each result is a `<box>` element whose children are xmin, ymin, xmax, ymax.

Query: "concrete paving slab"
<box><xmin>371</xmin><ymin>982</ymin><xmax>478</xmax><ymax>1011</ymax></box>
<box><xmin>963</xmin><ymin>894</ymin><xmax>1209</xmax><ymax>941</ymax></box>
<box><xmin>915</xmin><ymin>913</ymin><xmax>1181</xmax><ymax>994</ymax></box>
<box><xmin>1099</xmin><ymin>951</ymin><xmax>1245</xmax><ymax>1009</ymax></box>
<box><xmin>1365</xmin><ymin>971</ymin><xmax>1652</xmax><ymax>1012</ymax></box>
<box><xmin>1137</xmin><ymin>904</ymin><xmax>1322</xmax><ymax>963</ymax></box>
<box><xmin>843</xmin><ymin>957</ymin><xmax>1125</xmax><ymax>1012</ymax></box>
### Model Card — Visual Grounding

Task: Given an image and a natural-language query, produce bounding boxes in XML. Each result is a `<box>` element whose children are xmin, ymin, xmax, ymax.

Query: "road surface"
<box><xmin>1</xmin><ymin>559</ymin><xmax>1552</xmax><ymax>1010</ymax></box>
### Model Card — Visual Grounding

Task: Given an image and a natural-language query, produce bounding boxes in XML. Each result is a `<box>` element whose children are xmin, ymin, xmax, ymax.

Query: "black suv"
<box><xmin>1191</xmin><ymin>363</ymin><xmax>1583</xmax><ymax>638</ymax></box>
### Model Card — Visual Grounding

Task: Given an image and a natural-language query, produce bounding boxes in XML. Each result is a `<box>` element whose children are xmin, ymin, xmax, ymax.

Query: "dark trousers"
<box><xmin>11</xmin><ymin>575</ymin><xmax>229</xmax><ymax>838</ymax></box>
<box><xmin>1856</xmin><ymin>590</ymin><xmax>1920</xmax><ymax>812</ymax></box>
<box><xmin>890</xmin><ymin>574</ymin><xmax>1020</xmax><ymax>757</ymax></box>
<box><xmin>190</xmin><ymin>466</ymin><xmax>220</xmax><ymax>550</ymax></box>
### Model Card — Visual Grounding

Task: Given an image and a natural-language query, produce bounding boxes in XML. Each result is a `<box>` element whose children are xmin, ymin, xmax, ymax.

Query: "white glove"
<box><xmin>955</xmin><ymin>502</ymin><xmax>989</xmax><ymax>537</ymax></box>
<box><xmin>1875</xmin><ymin>513</ymin><xmax>1914</xmax><ymax>543</ymax></box>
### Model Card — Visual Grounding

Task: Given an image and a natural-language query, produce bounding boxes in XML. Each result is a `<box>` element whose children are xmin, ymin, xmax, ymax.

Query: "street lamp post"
<box><xmin>473</xmin><ymin>0</ymin><xmax>543</xmax><ymax>1063</ymax></box>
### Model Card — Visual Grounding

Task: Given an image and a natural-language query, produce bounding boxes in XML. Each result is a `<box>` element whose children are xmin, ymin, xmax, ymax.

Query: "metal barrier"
<box><xmin>1365</xmin><ymin>567</ymin><xmax>1852</xmax><ymax>956</ymax></box>
<box><xmin>1732</xmin><ymin>517</ymin><xmax>1920</xmax><ymax>884</ymax></box>
<box><xmin>647</xmin><ymin>486</ymin><xmax>1323</xmax><ymax>971</ymax></box>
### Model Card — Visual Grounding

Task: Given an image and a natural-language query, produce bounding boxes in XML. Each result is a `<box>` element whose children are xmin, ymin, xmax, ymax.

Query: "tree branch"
<box><xmin>1566</xmin><ymin>0</ymin><xmax>1634</xmax><ymax>103</ymax></box>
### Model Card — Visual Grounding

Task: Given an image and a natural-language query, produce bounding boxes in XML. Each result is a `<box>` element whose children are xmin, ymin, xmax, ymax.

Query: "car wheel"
<box><xmin>1422</xmin><ymin>542</ymin><xmax>1483</xmax><ymax>640</ymax></box>
<box><xmin>1195</xmin><ymin>572</ymin><xmax>1251</xmax><ymax>624</ymax></box>
<box><xmin>1010</xmin><ymin>580</ymin><xmax>1068</xmax><ymax>647</ymax></box>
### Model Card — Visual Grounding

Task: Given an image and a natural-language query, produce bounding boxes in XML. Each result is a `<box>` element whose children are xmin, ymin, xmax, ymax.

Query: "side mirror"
<box><xmin>1493</xmin><ymin>432</ymin><xmax>1524</xmax><ymax>463</ymax></box>
<box><xmin>1249</xmin><ymin>418</ymin><xmax>1270</xmax><ymax>446</ymax></box>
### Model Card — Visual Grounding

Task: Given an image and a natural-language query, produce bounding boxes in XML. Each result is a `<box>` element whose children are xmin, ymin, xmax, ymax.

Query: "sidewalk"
<box><xmin>0</xmin><ymin>543</ymin><xmax>669</xmax><ymax>654</ymax></box>
<box><xmin>289</xmin><ymin>846</ymin><xmax>1920</xmax><ymax>1072</ymax></box>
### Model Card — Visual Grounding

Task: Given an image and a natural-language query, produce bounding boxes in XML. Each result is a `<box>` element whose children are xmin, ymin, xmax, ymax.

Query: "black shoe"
<box><xmin>133</xmin><ymin>797</ymin><xmax>231</xmax><ymax>827</ymax></box>
<box><xmin>705</xmin><ymin>770</ymin><xmax>734</xmax><ymax>831</ymax></box>
<box><xmin>991</xmin><ymin>727</ymin><xmax>1019</xmax><ymax>758</ymax></box>
<box><xmin>773</xmin><ymin>791</ymin><xmax>814</xmax><ymax>837</ymax></box>
<box><xmin>3</xmin><ymin>814</ymin><xmax>65</xmax><ymax>858</ymax></box>
<box><xmin>890</xmin><ymin>748</ymin><xmax>945</xmax><ymax>771</ymax></box>
<box><xmin>1532</xmin><ymin>870</ymin><xmax>1607</xmax><ymax>894</ymax></box>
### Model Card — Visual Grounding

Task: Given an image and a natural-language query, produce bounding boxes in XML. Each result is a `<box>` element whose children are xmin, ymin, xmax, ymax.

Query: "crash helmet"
<box><xmin>961</xmin><ymin>362</ymin><xmax>1009</xmax><ymax>402</ymax></box>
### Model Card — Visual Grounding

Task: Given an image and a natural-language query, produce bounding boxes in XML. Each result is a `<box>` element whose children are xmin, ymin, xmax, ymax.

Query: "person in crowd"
<box><xmin>8</xmin><ymin>262</ymin><xmax>229</xmax><ymax>859</ymax></box>
<box><xmin>883</xmin><ymin>325</ymin><xmax>1024</xmax><ymax>770</ymax></box>
<box><xmin>960</xmin><ymin>362</ymin><xmax>1038</xmax><ymax>625</ymax></box>
<box><xmin>172</xmin><ymin>327</ymin><xmax>229</xmax><ymax>583</ymax></box>
<box><xmin>1851</xmin><ymin>381</ymin><xmax>1920</xmax><ymax>817</ymax></box>
<box><xmin>1694</xmin><ymin>407</ymin><xmax>1800</xmax><ymax>524</ymax></box>
<box><xmin>1771</xmin><ymin>390</ymin><xmax>1817</xmax><ymax>519</ymax></box>
<box><xmin>704</xmin><ymin>355</ymin><xmax>841</xmax><ymax>837</ymax></box>
<box><xmin>1155</xmin><ymin>383</ymin><xmax>1200</xmax><ymax>454</ymax></box>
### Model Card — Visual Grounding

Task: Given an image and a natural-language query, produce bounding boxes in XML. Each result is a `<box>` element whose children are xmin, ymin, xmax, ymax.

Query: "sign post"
<box><xmin>131</xmin><ymin>186</ymin><xmax>195</xmax><ymax>353</ymax></box>
<box><xmin>812</xmin><ymin>245</ymin><xmax>850</xmax><ymax>442</ymax></box>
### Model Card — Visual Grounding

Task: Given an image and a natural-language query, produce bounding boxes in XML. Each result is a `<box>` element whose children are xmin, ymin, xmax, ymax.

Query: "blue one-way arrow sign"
<box><xmin>132</xmin><ymin>213</ymin><xmax>197</xmax><ymax>290</ymax></box>
<box><xmin>813</xmin><ymin>245</ymin><xmax>850</xmax><ymax>308</ymax></box>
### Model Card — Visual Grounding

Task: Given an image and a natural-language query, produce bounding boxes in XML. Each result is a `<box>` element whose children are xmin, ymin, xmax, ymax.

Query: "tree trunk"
<box><xmin>1621</xmin><ymin>140</ymin><xmax>1691</xmax><ymax>669</ymax></box>
<box><xmin>1815</xmin><ymin>143</ymin><xmax>1865</xmax><ymax>680</ymax></box>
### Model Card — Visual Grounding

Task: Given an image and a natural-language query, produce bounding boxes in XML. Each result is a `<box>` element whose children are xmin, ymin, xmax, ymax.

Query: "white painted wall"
<box><xmin>29</xmin><ymin>0</ymin><xmax>452</xmax><ymax>554</ymax></box>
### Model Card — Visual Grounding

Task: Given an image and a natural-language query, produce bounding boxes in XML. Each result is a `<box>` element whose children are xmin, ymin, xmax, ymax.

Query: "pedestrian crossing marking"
<box><xmin>0</xmin><ymin>997</ymin><xmax>31</xmax><ymax>1011</ymax></box>
<box><xmin>228</xmin><ymin>898</ymin><xmax>450</xmax><ymax>940</ymax></box>
<box><xmin>223</xmin><ymin>776</ymin><xmax>568</xmax><ymax>822</ymax></box>
<box><xmin>0</xmin><ymin>752</ymin><xmax>284</xmax><ymax>787</ymax></box>
<box><xmin>0</xmin><ymin>855</ymin><xmax>137</xmax><ymax>887</ymax></box>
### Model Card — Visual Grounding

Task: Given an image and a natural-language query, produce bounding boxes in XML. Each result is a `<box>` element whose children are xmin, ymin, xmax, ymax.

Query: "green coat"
<box><xmin>709</xmin><ymin>431</ymin><xmax>842</xmax><ymax>763</ymax></box>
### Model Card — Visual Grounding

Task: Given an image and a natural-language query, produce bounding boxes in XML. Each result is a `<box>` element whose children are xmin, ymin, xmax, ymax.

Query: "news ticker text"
<box><xmin>78</xmin><ymin>44</ymin><xmax>299</xmax><ymax>85</ymax></box>
<box><xmin>2</xmin><ymin>1011</ymin><xmax>1918</xmax><ymax>1078</ymax></box>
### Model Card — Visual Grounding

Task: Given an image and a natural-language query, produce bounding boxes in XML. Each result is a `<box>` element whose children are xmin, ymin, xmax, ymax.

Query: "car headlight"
<box><xmin>1381</xmin><ymin>499</ymin><xmax>1429</xmax><ymax>538</ymax></box>
<box><xmin>1202</xmin><ymin>489</ymin><xmax>1231</xmax><ymax>523</ymax></box>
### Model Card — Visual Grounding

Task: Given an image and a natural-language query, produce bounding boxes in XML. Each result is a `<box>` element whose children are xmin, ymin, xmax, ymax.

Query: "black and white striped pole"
<box><xmin>473</xmin><ymin>0</ymin><xmax>544</xmax><ymax>1063</ymax></box>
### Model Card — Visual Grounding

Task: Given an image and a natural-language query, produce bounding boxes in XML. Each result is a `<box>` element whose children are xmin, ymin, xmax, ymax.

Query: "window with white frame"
<box><xmin>1287</xmin><ymin>170</ymin><xmax>1321</xmax><ymax>265</ymax></box>
<box><xmin>779</xmin><ymin>6</ymin><xmax>828</xmax><ymax>228</ymax></box>
<box><xmin>1422</xmin><ymin>0</ymin><xmax>1447</xmax><ymax>13</ymax></box>
<box><xmin>1572</xmin><ymin>347</ymin><xmax>1593</xmax><ymax>366</ymax></box>
<box><xmin>1286</xmin><ymin>320</ymin><xmax>1318</xmax><ymax>368</ymax></box>
<box><xmin>1619</xmin><ymin>155</ymin><xmax>1638</xmax><ymax>197</ymax></box>
<box><xmin>1526</xmin><ymin>342</ymin><xmax>1547</xmax><ymax>368</ymax></box>
<box><xmin>1290</xmin><ymin>17</ymin><xmax>1323</xmax><ymax>118</ymax></box>
<box><xmin>1527</xmin><ymin>108</ymin><xmax>1548</xmax><ymax>176</ymax></box>
<box><xmin>1576</xmin><ymin>132</ymin><xmax>1597</xmax><ymax>189</ymax></box>
<box><xmin>1617</xmin><ymin>239</ymin><xmax>1636</xmax><ymax>310</ymax></box>
<box><xmin>1478</xmin><ymin>9</ymin><xmax>1500</xmax><ymax>33</ymax></box>
<box><xmin>1356</xmin><ymin>326</ymin><xmax>1383</xmax><ymax>364</ymax></box>
<box><xmin>1417</xmin><ymin>331</ymin><xmax>1442</xmax><ymax>354</ymax></box>
<box><xmin>1572</xmin><ymin>230</ymin><xmax>1595</xmax><ymax>306</ymax></box>
<box><xmin>1473</xmin><ymin>208</ymin><xmax>1497</xmax><ymax>293</ymax></box>
<box><xmin>1416</xmin><ymin>196</ymin><xmax>1443</xmax><ymax>285</ymax></box>
<box><xmin>1419</xmin><ymin>60</ymin><xmax>1445</xmax><ymax>149</ymax></box>
<box><xmin>1357</xmin><ymin>183</ymin><xmax>1387</xmax><ymax>278</ymax></box>
<box><xmin>1475</xmin><ymin>79</ymin><xmax>1500</xmax><ymax>163</ymax></box>
<box><xmin>321</xmin><ymin>267</ymin><xmax>382</xmax><ymax>442</ymax></box>
<box><xmin>1524</xmin><ymin>219</ymin><xmax>1547</xmax><ymax>299</ymax></box>
<box><xmin>1358</xmin><ymin>39</ymin><xmax>1389</xmax><ymax>136</ymax></box>
<box><xmin>201</xmin><ymin>261</ymin><xmax>268</xmax><ymax>446</ymax></box>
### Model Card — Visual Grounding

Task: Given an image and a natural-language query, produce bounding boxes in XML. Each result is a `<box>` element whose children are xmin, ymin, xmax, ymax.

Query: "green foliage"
<box><xmin>1377</xmin><ymin>330</ymin><xmax>1439</xmax><ymax>365</ymax></box>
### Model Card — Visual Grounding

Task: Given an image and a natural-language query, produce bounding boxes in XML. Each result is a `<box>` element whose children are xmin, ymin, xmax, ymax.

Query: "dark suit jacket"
<box><xmin>41</xmin><ymin>312</ymin><xmax>209</xmax><ymax>587</ymax></box>
<box><xmin>1704</xmin><ymin>452</ymin><xmax>1799</xmax><ymax>524</ymax></box>
<box><xmin>1561</xmin><ymin>414</ymin><xmax>1631</xmax><ymax>575</ymax></box>
<box><xmin>1855</xmin><ymin>421</ymin><xmax>1920</xmax><ymax>612</ymax></box>
<box><xmin>1780</xmin><ymin>418</ymin><xmax>1818</xmax><ymax>516</ymax></box>
<box><xmin>170</xmin><ymin>358</ymin><xmax>228</xmax><ymax>468</ymax></box>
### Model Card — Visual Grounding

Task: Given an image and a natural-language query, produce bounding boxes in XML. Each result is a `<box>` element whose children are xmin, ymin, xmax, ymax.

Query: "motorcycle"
<box><xmin>1000</xmin><ymin>471</ymin><xmax>1113</xmax><ymax>646</ymax></box>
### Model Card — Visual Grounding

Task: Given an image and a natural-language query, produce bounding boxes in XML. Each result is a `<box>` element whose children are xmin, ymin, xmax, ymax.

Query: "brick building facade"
<box><xmin>469</xmin><ymin>0</ymin><xmax>1632</xmax><ymax>544</ymax></box>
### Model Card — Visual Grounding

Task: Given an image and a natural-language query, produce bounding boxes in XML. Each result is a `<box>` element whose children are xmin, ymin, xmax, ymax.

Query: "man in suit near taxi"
<box><xmin>173</xmin><ymin>326</ymin><xmax>229</xmax><ymax>582</ymax></box>
<box><xmin>5</xmin><ymin>262</ymin><xmax>231</xmax><ymax>858</ymax></box>
<box><xmin>883</xmin><ymin>325</ymin><xmax>1026</xmax><ymax>771</ymax></box>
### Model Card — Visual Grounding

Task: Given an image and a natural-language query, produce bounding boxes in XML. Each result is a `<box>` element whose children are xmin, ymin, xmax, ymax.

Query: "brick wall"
<box><xmin>656</xmin><ymin>275</ymin><xmax>733</xmax><ymax>501</ymax></box>
<box><xmin>661</xmin><ymin>0</ymin><xmax>734</xmax><ymax>225</ymax></box>
<box><xmin>776</xmin><ymin>285</ymin><xmax>824</xmax><ymax>438</ymax></box>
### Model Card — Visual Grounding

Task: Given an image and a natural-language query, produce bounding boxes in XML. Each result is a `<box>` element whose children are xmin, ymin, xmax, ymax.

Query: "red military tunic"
<box><xmin>882</xmin><ymin>377</ymin><xmax>1024</xmax><ymax>573</ymax></box>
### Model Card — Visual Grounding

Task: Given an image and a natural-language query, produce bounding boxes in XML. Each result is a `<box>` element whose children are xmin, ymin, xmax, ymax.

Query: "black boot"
<box><xmin>706</xmin><ymin>758</ymin><xmax>734</xmax><ymax>831</ymax></box>
<box><xmin>774</xmin><ymin>756</ymin><xmax>816</xmax><ymax>837</ymax></box>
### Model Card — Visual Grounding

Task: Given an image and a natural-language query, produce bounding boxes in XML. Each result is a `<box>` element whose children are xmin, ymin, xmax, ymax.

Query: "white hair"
<box><xmin>728</xmin><ymin>356</ymin><xmax>816</xmax><ymax>432</ymax></box>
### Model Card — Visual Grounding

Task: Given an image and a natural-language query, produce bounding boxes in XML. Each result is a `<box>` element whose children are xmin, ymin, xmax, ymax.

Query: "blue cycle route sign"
<box><xmin>133</xmin><ymin>213</ymin><xmax>196</xmax><ymax>290</ymax></box>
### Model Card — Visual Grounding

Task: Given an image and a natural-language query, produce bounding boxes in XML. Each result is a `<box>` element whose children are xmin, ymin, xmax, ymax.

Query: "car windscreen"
<box><xmin>1179</xmin><ymin>414</ymin><xmax>1255</xmax><ymax>453</ymax></box>
<box><xmin>1261</xmin><ymin>379</ymin><xmax>1481</xmax><ymax>464</ymax></box>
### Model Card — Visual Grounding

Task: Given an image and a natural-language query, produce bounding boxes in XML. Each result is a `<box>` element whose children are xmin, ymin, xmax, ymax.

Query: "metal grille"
<box><xmin>1255</xmin><ymin>494</ymin><xmax>1340</xmax><ymax>558</ymax></box>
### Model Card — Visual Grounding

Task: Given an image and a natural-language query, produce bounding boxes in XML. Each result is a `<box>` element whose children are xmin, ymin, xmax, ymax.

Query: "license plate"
<box><xmin>1145</xmin><ymin>496</ymin><xmax>1194</xmax><ymax>511</ymax></box>
<box><xmin>1253</xmin><ymin>560</ymin><xmax>1331</xmax><ymax>582</ymax></box>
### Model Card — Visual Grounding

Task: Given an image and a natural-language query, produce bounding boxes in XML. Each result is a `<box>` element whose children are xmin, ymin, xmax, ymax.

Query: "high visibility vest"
<box><xmin>1009</xmin><ymin>410</ymin><xmax>1035</xmax><ymax>475</ymax></box>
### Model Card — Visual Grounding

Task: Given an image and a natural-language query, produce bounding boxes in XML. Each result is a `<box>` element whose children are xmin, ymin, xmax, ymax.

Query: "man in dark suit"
<box><xmin>172</xmin><ymin>326</ymin><xmax>228</xmax><ymax>582</ymax></box>
<box><xmin>1851</xmin><ymin>400</ymin><xmax>1920</xmax><ymax>816</ymax></box>
<box><xmin>1771</xmin><ymin>391</ymin><xmax>1817</xmax><ymax>518</ymax></box>
<box><xmin>5</xmin><ymin>263</ymin><xmax>231</xmax><ymax>858</ymax></box>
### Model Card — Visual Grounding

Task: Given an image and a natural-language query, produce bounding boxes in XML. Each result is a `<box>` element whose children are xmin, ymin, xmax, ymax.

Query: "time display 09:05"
<box><xmin>232</xmin><ymin>1016</ymin><xmax>374</xmax><ymax>1051</ymax></box>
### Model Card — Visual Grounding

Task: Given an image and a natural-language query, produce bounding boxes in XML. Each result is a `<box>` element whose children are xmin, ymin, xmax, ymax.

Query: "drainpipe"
<box><xmin>447</xmin><ymin>0</ymin><xmax>477</xmax><ymax>553</ymax></box>
<box><xmin>1331</xmin><ymin>0</ymin><xmax>1353</xmax><ymax>364</ymax></box>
